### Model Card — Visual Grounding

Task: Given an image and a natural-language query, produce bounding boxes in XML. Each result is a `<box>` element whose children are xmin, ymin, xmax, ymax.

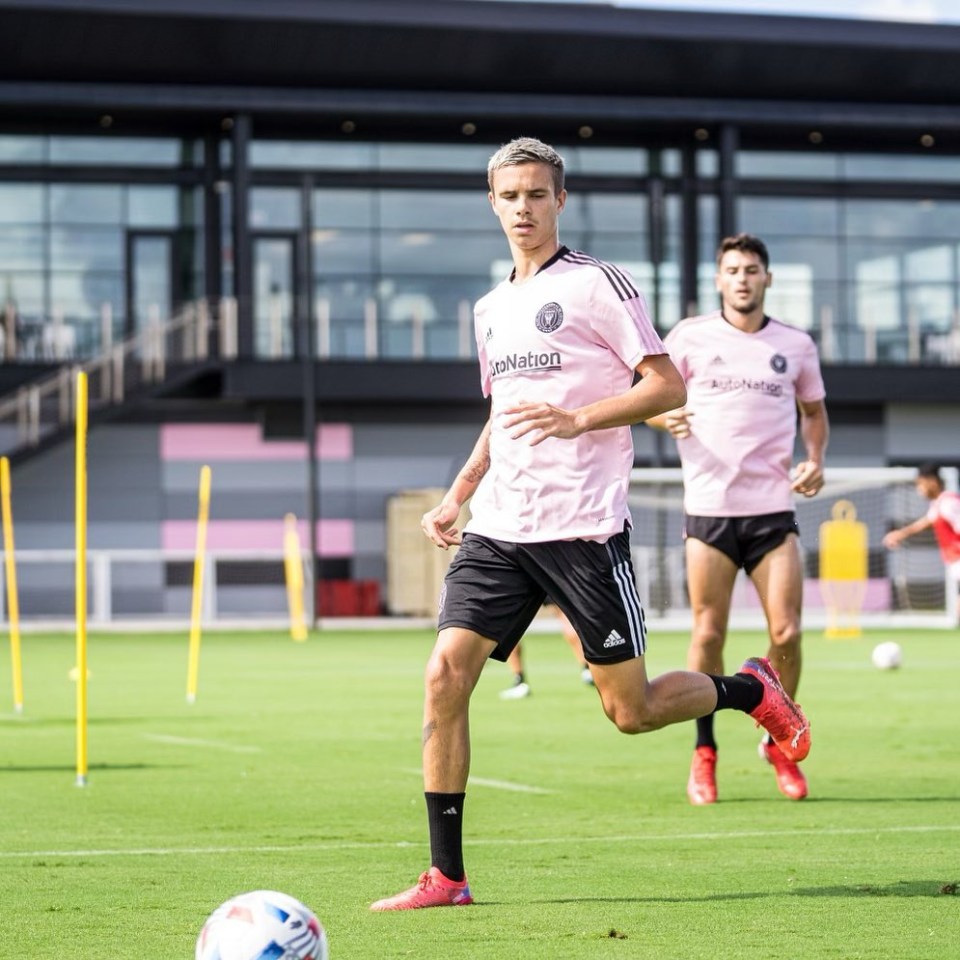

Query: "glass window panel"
<box><xmin>905</xmin><ymin>244</ymin><xmax>953</xmax><ymax>283</ymax></box>
<box><xmin>557</xmin><ymin>146</ymin><xmax>648</xmax><ymax>176</ymax></box>
<box><xmin>0</xmin><ymin>135</ymin><xmax>45</xmax><ymax>163</ymax></box>
<box><xmin>50</xmin><ymin>227</ymin><xmax>123</xmax><ymax>271</ymax></box>
<box><xmin>0</xmin><ymin>184</ymin><xmax>44</xmax><ymax>223</ymax></box>
<box><xmin>253</xmin><ymin>237</ymin><xmax>295</xmax><ymax>358</ymax></box>
<box><xmin>845</xmin><ymin>198</ymin><xmax>960</xmax><ymax>240</ymax></box>
<box><xmin>696</xmin><ymin>150</ymin><xmax>719</xmax><ymax>178</ymax></box>
<box><xmin>661</xmin><ymin>150</ymin><xmax>682</xmax><ymax>177</ymax></box>
<box><xmin>379</xmin><ymin>190</ymin><xmax>491</xmax><ymax>231</ymax></box>
<box><xmin>314</xmin><ymin>189</ymin><xmax>375</xmax><ymax>229</ymax></box>
<box><xmin>842</xmin><ymin>154</ymin><xmax>960</xmax><ymax>182</ymax></box>
<box><xmin>379</xmin><ymin>142</ymin><xmax>498</xmax><ymax>172</ymax></box>
<box><xmin>905</xmin><ymin>284</ymin><xmax>953</xmax><ymax>332</ymax></box>
<box><xmin>763</xmin><ymin>236</ymin><xmax>843</xmax><ymax>282</ymax></box>
<box><xmin>379</xmin><ymin>231</ymin><xmax>504</xmax><ymax>276</ymax></box>
<box><xmin>313</xmin><ymin>230</ymin><xmax>375</xmax><ymax>276</ymax></box>
<box><xmin>737</xmin><ymin>151</ymin><xmax>841</xmax><ymax>179</ymax></box>
<box><xmin>50</xmin><ymin>184</ymin><xmax>122</xmax><ymax>225</ymax></box>
<box><xmin>0</xmin><ymin>226</ymin><xmax>44</xmax><ymax>269</ymax></box>
<box><xmin>562</xmin><ymin>193</ymin><xmax>646</xmax><ymax>233</ymax></box>
<box><xmin>48</xmin><ymin>136</ymin><xmax>183</xmax><ymax>167</ymax></box>
<box><xmin>315</xmin><ymin>277</ymin><xmax>376</xmax><ymax>359</ymax></box>
<box><xmin>250</xmin><ymin>188</ymin><xmax>300</xmax><ymax>229</ymax></box>
<box><xmin>738</xmin><ymin>196</ymin><xmax>839</xmax><ymax>236</ymax></box>
<box><xmin>251</xmin><ymin>140</ymin><xmax>376</xmax><ymax>169</ymax></box>
<box><xmin>2</xmin><ymin>273</ymin><xmax>44</xmax><ymax>318</ymax></box>
<box><xmin>131</xmin><ymin>237</ymin><xmax>172</xmax><ymax>328</ymax></box>
<box><xmin>51</xmin><ymin>271</ymin><xmax>123</xmax><ymax>323</ymax></box>
<box><xmin>128</xmin><ymin>186</ymin><xmax>179</xmax><ymax>228</ymax></box>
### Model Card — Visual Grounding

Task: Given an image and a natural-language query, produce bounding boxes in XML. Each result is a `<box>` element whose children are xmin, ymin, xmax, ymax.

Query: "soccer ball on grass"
<box><xmin>871</xmin><ymin>641</ymin><xmax>902</xmax><ymax>671</ymax></box>
<box><xmin>196</xmin><ymin>890</ymin><xmax>327</xmax><ymax>960</ymax></box>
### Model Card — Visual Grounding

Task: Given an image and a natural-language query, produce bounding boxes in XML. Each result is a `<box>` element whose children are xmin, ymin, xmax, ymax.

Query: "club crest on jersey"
<box><xmin>535</xmin><ymin>301</ymin><xmax>564</xmax><ymax>333</ymax></box>
<box><xmin>770</xmin><ymin>353</ymin><xmax>788</xmax><ymax>373</ymax></box>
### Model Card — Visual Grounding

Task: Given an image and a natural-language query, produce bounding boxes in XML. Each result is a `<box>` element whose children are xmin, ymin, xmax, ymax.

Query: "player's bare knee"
<box><xmin>424</xmin><ymin>650</ymin><xmax>474</xmax><ymax>709</ymax></box>
<box><xmin>602</xmin><ymin>699</ymin><xmax>659</xmax><ymax>735</ymax></box>
<box><xmin>770</xmin><ymin>621</ymin><xmax>801</xmax><ymax>651</ymax></box>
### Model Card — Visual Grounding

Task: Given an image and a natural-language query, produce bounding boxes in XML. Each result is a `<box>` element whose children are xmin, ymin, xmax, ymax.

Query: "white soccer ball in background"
<box><xmin>196</xmin><ymin>890</ymin><xmax>328</xmax><ymax>960</ymax></box>
<box><xmin>871</xmin><ymin>641</ymin><xmax>903</xmax><ymax>671</ymax></box>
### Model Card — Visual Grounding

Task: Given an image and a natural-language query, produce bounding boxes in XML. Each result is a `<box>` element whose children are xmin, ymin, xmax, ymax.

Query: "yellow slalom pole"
<box><xmin>75</xmin><ymin>371</ymin><xmax>88</xmax><ymax>787</ymax></box>
<box><xmin>186</xmin><ymin>465</ymin><xmax>212</xmax><ymax>704</ymax></box>
<box><xmin>1</xmin><ymin>457</ymin><xmax>24</xmax><ymax>714</ymax></box>
<box><xmin>283</xmin><ymin>513</ymin><xmax>308</xmax><ymax>642</ymax></box>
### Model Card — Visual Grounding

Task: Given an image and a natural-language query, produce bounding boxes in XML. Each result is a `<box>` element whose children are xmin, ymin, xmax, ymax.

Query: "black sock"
<box><xmin>425</xmin><ymin>792</ymin><xmax>466</xmax><ymax>882</ymax></box>
<box><xmin>708</xmin><ymin>673</ymin><xmax>763</xmax><ymax>714</ymax></box>
<box><xmin>695</xmin><ymin>713</ymin><xmax>716</xmax><ymax>749</ymax></box>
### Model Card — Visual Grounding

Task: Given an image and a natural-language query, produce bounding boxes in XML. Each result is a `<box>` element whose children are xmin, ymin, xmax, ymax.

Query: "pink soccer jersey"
<box><xmin>465</xmin><ymin>247</ymin><xmax>667</xmax><ymax>544</ymax></box>
<box><xmin>663</xmin><ymin>311</ymin><xmax>826</xmax><ymax>517</ymax></box>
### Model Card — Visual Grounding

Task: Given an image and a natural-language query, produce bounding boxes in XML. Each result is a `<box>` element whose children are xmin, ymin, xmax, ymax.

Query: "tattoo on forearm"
<box><xmin>422</xmin><ymin>721</ymin><xmax>436</xmax><ymax>747</ymax></box>
<box><xmin>462</xmin><ymin>449</ymin><xmax>490</xmax><ymax>484</ymax></box>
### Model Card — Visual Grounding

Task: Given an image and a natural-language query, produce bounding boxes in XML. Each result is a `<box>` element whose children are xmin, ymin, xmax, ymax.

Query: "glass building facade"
<box><xmin>3</xmin><ymin>133</ymin><xmax>960</xmax><ymax>367</ymax></box>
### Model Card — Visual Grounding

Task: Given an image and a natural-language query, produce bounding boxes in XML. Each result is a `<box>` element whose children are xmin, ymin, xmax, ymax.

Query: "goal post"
<box><xmin>627</xmin><ymin>465</ymin><xmax>959</xmax><ymax>631</ymax></box>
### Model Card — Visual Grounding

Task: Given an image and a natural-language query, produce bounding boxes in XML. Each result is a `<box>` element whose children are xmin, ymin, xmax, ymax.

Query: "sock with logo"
<box><xmin>425</xmin><ymin>791</ymin><xmax>466</xmax><ymax>882</ymax></box>
<box><xmin>708</xmin><ymin>673</ymin><xmax>763</xmax><ymax>714</ymax></box>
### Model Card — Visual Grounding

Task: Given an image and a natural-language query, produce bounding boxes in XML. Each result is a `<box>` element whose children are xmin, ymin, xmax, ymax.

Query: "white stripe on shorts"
<box><xmin>607</xmin><ymin>540</ymin><xmax>647</xmax><ymax>656</ymax></box>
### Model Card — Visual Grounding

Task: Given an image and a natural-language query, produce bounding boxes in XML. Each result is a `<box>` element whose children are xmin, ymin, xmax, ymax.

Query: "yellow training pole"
<box><xmin>1</xmin><ymin>457</ymin><xmax>24</xmax><ymax>714</ymax></box>
<box><xmin>186</xmin><ymin>465</ymin><xmax>212</xmax><ymax>704</ymax></box>
<box><xmin>283</xmin><ymin>513</ymin><xmax>308</xmax><ymax>642</ymax></box>
<box><xmin>75</xmin><ymin>371</ymin><xmax>88</xmax><ymax>787</ymax></box>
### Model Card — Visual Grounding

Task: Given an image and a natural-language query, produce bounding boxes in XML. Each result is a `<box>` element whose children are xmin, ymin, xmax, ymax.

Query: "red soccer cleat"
<box><xmin>739</xmin><ymin>656</ymin><xmax>810</xmax><ymax>763</ymax></box>
<box><xmin>687</xmin><ymin>745</ymin><xmax>718</xmax><ymax>805</ymax></box>
<box><xmin>370</xmin><ymin>867</ymin><xmax>473</xmax><ymax>912</ymax></box>
<box><xmin>760</xmin><ymin>738</ymin><xmax>809</xmax><ymax>800</ymax></box>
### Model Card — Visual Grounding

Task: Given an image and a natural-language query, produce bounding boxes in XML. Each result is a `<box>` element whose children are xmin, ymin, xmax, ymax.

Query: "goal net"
<box><xmin>628</xmin><ymin>466</ymin><xmax>959</xmax><ymax>631</ymax></box>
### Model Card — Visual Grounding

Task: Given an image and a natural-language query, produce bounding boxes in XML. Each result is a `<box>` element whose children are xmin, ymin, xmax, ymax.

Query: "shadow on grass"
<box><xmin>0</xmin><ymin>762</ymin><xmax>182</xmax><ymax>774</ymax></box>
<box><xmin>532</xmin><ymin>880</ymin><xmax>957</xmax><ymax>905</ymax></box>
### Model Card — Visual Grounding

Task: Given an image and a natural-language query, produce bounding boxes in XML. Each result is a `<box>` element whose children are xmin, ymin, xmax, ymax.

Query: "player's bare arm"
<box><xmin>502</xmin><ymin>353</ymin><xmax>686</xmax><ymax>446</ymax></box>
<box><xmin>420</xmin><ymin>417</ymin><xmax>492</xmax><ymax>548</ymax></box>
<box><xmin>883</xmin><ymin>515</ymin><xmax>932</xmax><ymax>549</ymax></box>
<box><xmin>791</xmin><ymin>398</ymin><xmax>829</xmax><ymax>497</ymax></box>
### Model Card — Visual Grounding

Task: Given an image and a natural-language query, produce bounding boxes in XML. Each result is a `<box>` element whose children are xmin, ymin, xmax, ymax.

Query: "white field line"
<box><xmin>2</xmin><ymin>824</ymin><xmax>958</xmax><ymax>860</ymax></box>
<box><xmin>143</xmin><ymin>733</ymin><xmax>261</xmax><ymax>754</ymax></box>
<box><xmin>402</xmin><ymin>768</ymin><xmax>553</xmax><ymax>794</ymax></box>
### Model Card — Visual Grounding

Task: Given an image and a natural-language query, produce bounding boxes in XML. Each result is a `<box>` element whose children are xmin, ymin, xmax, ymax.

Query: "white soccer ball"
<box><xmin>196</xmin><ymin>890</ymin><xmax>328</xmax><ymax>960</ymax></box>
<box><xmin>871</xmin><ymin>641</ymin><xmax>903</xmax><ymax>671</ymax></box>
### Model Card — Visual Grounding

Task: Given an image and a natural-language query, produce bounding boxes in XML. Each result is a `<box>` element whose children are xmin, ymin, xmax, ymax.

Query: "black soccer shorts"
<box><xmin>683</xmin><ymin>511</ymin><xmax>799</xmax><ymax>575</ymax></box>
<box><xmin>438</xmin><ymin>529</ymin><xmax>646</xmax><ymax>665</ymax></box>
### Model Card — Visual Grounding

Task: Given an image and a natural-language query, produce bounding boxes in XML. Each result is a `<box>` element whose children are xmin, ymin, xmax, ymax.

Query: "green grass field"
<box><xmin>1</xmin><ymin>625</ymin><xmax>957</xmax><ymax>959</ymax></box>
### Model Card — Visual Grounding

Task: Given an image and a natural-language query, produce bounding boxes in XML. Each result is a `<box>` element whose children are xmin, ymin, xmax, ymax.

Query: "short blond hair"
<box><xmin>487</xmin><ymin>137</ymin><xmax>565</xmax><ymax>195</ymax></box>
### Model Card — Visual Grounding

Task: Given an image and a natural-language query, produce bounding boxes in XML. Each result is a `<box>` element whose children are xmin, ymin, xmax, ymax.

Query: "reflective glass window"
<box><xmin>0</xmin><ymin>184</ymin><xmax>44</xmax><ymax>223</ymax></box>
<box><xmin>0</xmin><ymin>135</ymin><xmax>45</xmax><ymax>164</ymax></box>
<box><xmin>50</xmin><ymin>184</ymin><xmax>123</xmax><ymax>225</ymax></box>
<box><xmin>128</xmin><ymin>186</ymin><xmax>179</xmax><ymax>227</ymax></box>
<box><xmin>48</xmin><ymin>136</ymin><xmax>184</xmax><ymax>167</ymax></box>
<box><xmin>737</xmin><ymin>151</ymin><xmax>841</xmax><ymax>179</ymax></box>
<box><xmin>0</xmin><ymin>226</ymin><xmax>45</xmax><ymax>270</ymax></box>
<box><xmin>842</xmin><ymin>154</ymin><xmax>960</xmax><ymax>182</ymax></box>
<box><xmin>50</xmin><ymin>227</ymin><xmax>124</xmax><ymax>271</ymax></box>
<box><xmin>250</xmin><ymin>187</ymin><xmax>300</xmax><ymax>230</ymax></box>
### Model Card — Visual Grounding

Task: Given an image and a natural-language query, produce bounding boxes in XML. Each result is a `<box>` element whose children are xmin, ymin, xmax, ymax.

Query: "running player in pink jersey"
<box><xmin>648</xmin><ymin>233</ymin><xmax>829</xmax><ymax>806</ymax></box>
<box><xmin>883</xmin><ymin>462</ymin><xmax>960</xmax><ymax>616</ymax></box>
<box><xmin>370</xmin><ymin>142</ymin><xmax>811</xmax><ymax>912</ymax></box>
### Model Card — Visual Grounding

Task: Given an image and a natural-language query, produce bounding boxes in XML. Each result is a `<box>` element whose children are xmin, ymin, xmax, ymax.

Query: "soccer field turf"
<box><xmin>1</xmin><ymin>626</ymin><xmax>957</xmax><ymax>959</ymax></box>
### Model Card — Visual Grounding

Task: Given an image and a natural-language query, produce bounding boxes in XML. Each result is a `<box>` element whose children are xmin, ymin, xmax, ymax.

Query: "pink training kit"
<box><xmin>467</xmin><ymin>248</ymin><xmax>666</xmax><ymax>544</ymax></box>
<box><xmin>663</xmin><ymin>311</ymin><xmax>825</xmax><ymax>517</ymax></box>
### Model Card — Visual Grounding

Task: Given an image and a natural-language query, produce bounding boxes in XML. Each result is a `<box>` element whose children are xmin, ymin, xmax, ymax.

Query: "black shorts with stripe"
<box><xmin>438</xmin><ymin>529</ymin><xmax>647</xmax><ymax>665</ymax></box>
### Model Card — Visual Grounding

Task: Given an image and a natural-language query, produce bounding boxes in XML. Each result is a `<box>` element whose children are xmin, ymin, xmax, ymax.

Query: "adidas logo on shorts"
<box><xmin>603</xmin><ymin>629</ymin><xmax>626</xmax><ymax>648</ymax></box>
